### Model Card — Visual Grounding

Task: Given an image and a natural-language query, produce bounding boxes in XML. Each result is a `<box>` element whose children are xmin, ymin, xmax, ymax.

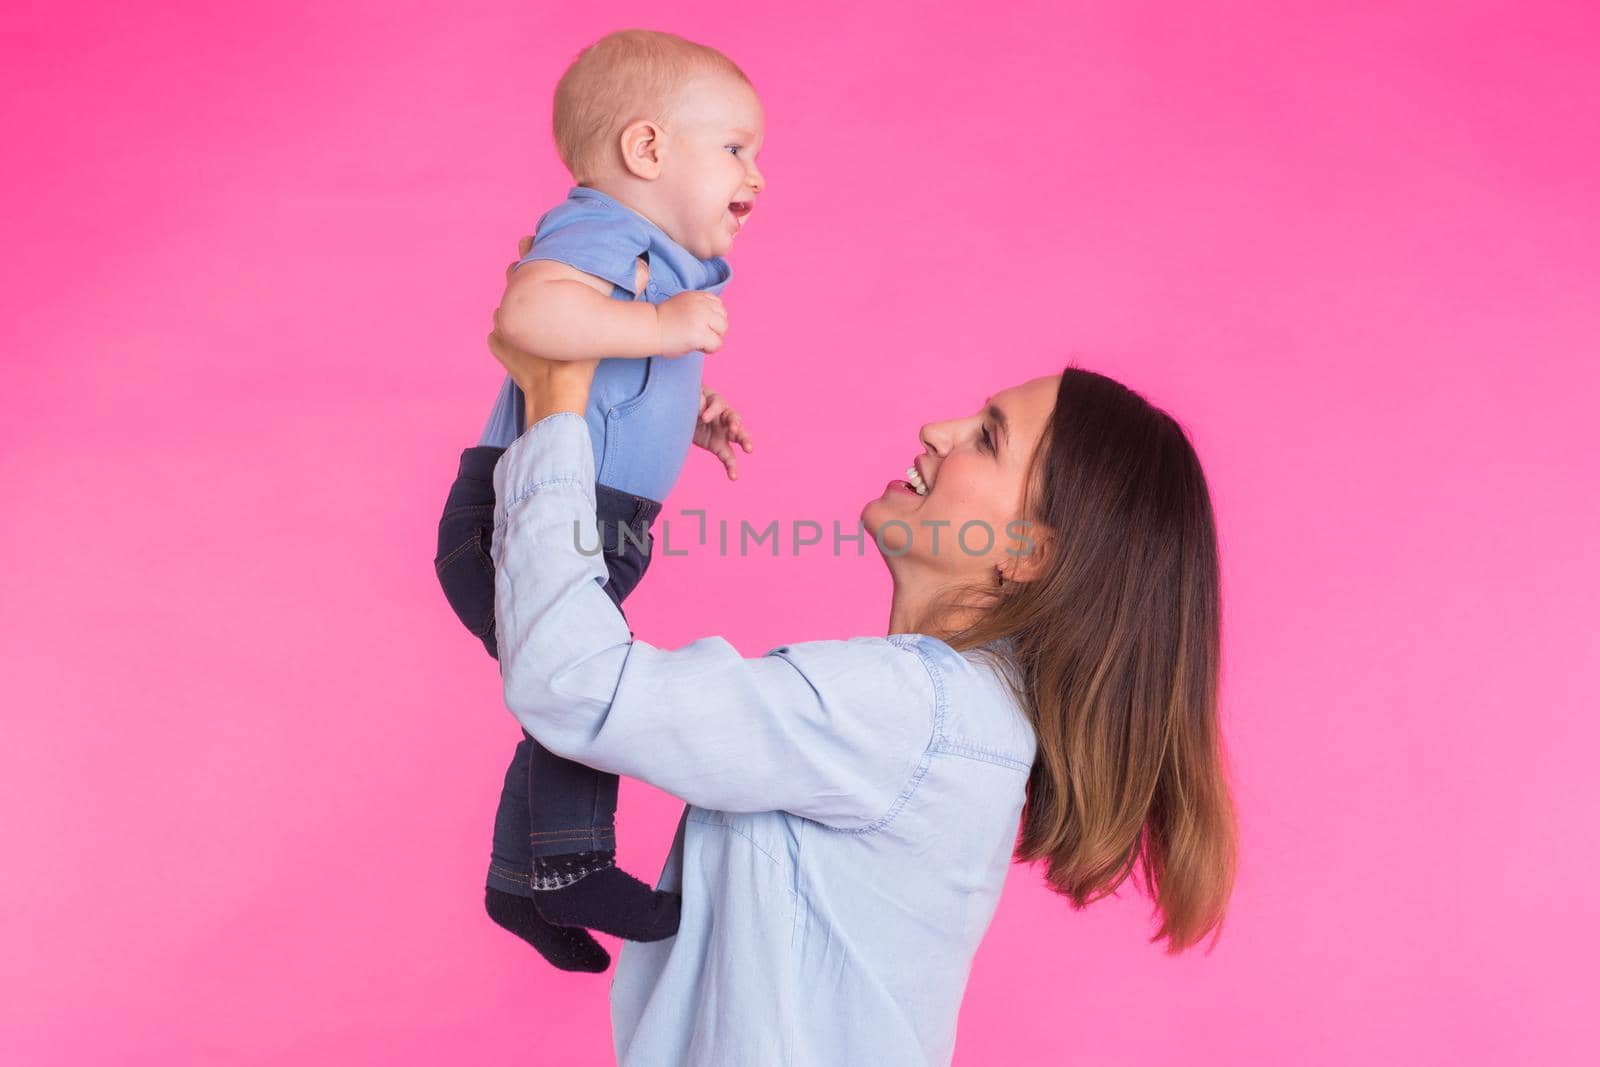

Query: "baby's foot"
<box><xmin>531</xmin><ymin>851</ymin><xmax>681</xmax><ymax>942</ymax></box>
<box><xmin>485</xmin><ymin>887</ymin><xmax>610</xmax><ymax>972</ymax></box>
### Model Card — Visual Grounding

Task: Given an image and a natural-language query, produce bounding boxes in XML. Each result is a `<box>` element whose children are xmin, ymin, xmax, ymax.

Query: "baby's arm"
<box><xmin>496</xmin><ymin>258</ymin><xmax>730</xmax><ymax>361</ymax></box>
<box><xmin>494</xmin><ymin>259</ymin><xmax>658</xmax><ymax>361</ymax></box>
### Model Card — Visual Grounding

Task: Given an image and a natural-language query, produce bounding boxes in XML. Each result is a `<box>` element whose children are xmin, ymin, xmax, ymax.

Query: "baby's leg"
<box><xmin>525</xmin><ymin>744</ymin><xmax>679</xmax><ymax>941</ymax></box>
<box><xmin>436</xmin><ymin>445</ymin><xmax>610</xmax><ymax>970</ymax></box>
<box><xmin>433</xmin><ymin>446</ymin><xmax>505</xmax><ymax>657</ymax></box>
<box><xmin>483</xmin><ymin>735</ymin><xmax>610</xmax><ymax>971</ymax></box>
<box><xmin>526</xmin><ymin>487</ymin><xmax>680</xmax><ymax>941</ymax></box>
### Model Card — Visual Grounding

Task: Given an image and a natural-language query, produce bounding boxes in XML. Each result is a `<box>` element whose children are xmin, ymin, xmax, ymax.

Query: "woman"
<box><xmin>483</xmin><ymin>317</ymin><xmax>1237</xmax><ymax>1064</ymax></box>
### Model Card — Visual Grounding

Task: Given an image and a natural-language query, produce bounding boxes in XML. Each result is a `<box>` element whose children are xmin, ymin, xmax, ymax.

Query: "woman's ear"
<box><xmin>619</xmin><ymin>120</ymin><xmax>665</xmax><ymax>180</ymax></box>
<box><xmin>1001</xmin><ymin>521</ymin><xmax>1054</xmax><ymax>584</ymax></box>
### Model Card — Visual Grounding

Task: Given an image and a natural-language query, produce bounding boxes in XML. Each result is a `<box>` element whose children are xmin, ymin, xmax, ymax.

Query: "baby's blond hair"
<box><xmin>553</xmin><ymin>29</ymin><xmax>751</xmax><ymax>184</ymax></box>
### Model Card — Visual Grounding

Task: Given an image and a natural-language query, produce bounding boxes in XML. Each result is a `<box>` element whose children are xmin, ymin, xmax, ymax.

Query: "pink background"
<box><xmin>4</xmin><ymin>1</ymin><xmax>1597</xmax><ymax>1063</ymax></box>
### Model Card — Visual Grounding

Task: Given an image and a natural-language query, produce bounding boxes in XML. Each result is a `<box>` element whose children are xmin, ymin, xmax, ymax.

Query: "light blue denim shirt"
<box><xmin>490</xmin><ymin>412</ymin><xmax>1038</xmax><ymax>1066</ymax></box>
<box><xmin>478</xmin><ymin>186</ymin><xmax>732</xmax><ymax>503</ymax></box>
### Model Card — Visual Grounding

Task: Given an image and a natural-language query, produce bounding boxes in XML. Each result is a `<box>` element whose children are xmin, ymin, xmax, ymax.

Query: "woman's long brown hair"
<box><xmin>944</xmin><ymin>368</ymin><xmax>1237</xmax><ymax>953</ymax></box>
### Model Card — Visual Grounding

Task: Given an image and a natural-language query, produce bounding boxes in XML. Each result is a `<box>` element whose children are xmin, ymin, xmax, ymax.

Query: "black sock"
<box><xmin>484</xmin><ymin>886</ymin><xmax>610</xmax><ymax>972</ymax></box>
<box><xmin>531</xmin><ymin>850</ymin><xmax>681</xmax><ymax>942</ymax></box>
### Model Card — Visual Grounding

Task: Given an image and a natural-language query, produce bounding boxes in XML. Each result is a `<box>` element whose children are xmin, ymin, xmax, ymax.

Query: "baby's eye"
<box><xmin>725</xmin><ymin>145</ymin><xmax>741</xmax><ymax>155</ymax></box>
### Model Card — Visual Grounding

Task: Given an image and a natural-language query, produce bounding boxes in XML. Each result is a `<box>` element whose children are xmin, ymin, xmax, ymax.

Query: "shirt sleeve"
<box><xmin>476</xmin><ymin>373</ymin><xmax>525</xmax><ymax>449</ymax></box>
<box><xmin>515</xmin><ymin>204</ymin><xmax>652</xmax><ymax>297</ymax></box>
<box><xmin>489</xmin><ymin>412</ymin><xmax>939</xmax><ymax>829</ymax></box>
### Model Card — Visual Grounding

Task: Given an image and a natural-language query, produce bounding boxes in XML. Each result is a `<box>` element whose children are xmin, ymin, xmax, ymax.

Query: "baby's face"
<box><xmin>653</xmin><ymin>72</ymin><xmax>765</xmax><ymax>260</ymax></box>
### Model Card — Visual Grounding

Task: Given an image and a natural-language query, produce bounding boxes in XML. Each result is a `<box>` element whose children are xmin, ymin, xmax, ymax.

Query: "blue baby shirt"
<box><xmin>477</xmin><ymin>186</ymin><xmax>732</xmax><ymax>503</ymax></box>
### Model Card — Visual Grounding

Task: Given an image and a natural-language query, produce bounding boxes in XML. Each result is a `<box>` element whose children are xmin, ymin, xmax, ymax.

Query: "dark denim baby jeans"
<box><xmin>434</xmin><ymin>444</ymin><xmax>662</xmax><ymax>897</ymax></box>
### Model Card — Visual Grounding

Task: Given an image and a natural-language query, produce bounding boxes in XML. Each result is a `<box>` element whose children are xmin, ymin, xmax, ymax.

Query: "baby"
<box><xmin>433</xmin><ymin>29</ymin><xmax>764</xmax><ymax>972</ymax></box>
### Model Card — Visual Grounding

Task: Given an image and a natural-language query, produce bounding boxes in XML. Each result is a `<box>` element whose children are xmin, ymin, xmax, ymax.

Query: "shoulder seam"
<box><xmin>842</xmin><ymin>636</ymin><xmax>947</xmax><ymax>836</ymax></box>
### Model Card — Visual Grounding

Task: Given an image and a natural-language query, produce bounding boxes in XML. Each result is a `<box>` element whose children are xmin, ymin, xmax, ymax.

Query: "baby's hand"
<box><xmin>693</xmin><ymin>386</ymin><xmax>754</xmax><ymax>480</ymax></box>
<box><xmin>656</xmin><ymin>291</ymin><xmax>728</xmax><ymax>356</ymax></box>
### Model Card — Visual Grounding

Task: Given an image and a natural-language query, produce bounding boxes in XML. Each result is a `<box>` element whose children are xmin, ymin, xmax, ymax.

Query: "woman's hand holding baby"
<box><xmin>487</xmin><ymin>328</ymin><xmax>597</xmax><ymax>431</ymax></box>
<box><xmin>655</xmin><ymin>291</ymin><xmax>728</xmax><ymax>356</ymax></box>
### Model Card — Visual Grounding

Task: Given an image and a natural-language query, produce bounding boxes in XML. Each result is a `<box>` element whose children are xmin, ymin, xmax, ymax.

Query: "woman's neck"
<box><xmin>886</xmin><ymin>572</ymin><xmax>984</xmax><ymax>639</ymax></box>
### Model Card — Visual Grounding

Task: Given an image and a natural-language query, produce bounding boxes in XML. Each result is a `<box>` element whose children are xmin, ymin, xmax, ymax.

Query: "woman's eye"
<box><xmin>980</xmin><ymin>425</ymin><xmax>993</xmax><ymax>453</ymax></box>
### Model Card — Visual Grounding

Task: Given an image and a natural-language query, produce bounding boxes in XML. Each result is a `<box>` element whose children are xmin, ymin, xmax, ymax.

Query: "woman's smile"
<box><xmin>884</xmin><ymin>478</ymin><xmax>921</xmax><ymax>498</ymax></box>
<box><xmin>883</xmin><ymin>456</ymin><xmax>933</xmax><ymax>499</ymax></box>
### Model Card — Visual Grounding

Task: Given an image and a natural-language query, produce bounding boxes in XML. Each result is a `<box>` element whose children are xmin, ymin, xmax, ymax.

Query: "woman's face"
<box><xmin>862</xmin><ymin>374</ymin><xmax>1061</xmax><ymax>585</ymax></box>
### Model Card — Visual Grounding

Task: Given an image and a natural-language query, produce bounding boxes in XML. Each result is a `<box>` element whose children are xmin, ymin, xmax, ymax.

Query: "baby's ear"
<box><xmin>619</xmin><ymin>119</ymin><xmax>664</xmax><ymax>180</ymax></box>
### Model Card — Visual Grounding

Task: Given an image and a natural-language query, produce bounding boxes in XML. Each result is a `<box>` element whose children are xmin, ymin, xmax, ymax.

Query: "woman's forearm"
<box><xmin>521</xmin><ymin>374</ymin><xmax>591</xmax><ymax>430</ymax></box>
<box><xmin>483</xmin><ymin>330</ymin><xmax>594</xmax><ymax>429</ymax></box>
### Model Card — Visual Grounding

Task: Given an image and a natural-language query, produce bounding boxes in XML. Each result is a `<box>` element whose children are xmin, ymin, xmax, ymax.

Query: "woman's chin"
<box><xmin>861</xmin><ymin>496</ymin><xmax>916</xmax><ymax>557</ymax></box>
<box><xmin>861</xmin><ymin>494</ymin><xmax>894</xmax><ymax>530</ymax></box>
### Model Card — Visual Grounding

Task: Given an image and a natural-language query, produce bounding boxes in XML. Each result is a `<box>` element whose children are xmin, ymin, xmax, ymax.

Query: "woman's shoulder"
<box><xmin>761</xmin><ymin>634</ymin><xmax>940</xmax><ymax>709</ymax></box>
<box><xmin>753</xmin><ymin>633</ymin><xmax>1033</xmax><ymax>766</ymax></box>
<box><xmin>891</xmin><ymin>634</ymin><xmax>1037</xmax><ymax>770</ymax></box>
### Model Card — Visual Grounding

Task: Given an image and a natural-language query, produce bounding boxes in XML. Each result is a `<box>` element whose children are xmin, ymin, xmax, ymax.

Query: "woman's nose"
<box><xmin>922</xmin><ymin>414</ymin><xmax>985</xmax><ymax>455</ymax></box>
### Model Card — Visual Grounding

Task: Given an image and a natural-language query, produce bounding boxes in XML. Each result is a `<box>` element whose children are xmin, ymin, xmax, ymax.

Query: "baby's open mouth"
<box><xmin>729</xmin><ymin>201</ymin><xmax>753</xmax><ymax>217</ymax></box>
